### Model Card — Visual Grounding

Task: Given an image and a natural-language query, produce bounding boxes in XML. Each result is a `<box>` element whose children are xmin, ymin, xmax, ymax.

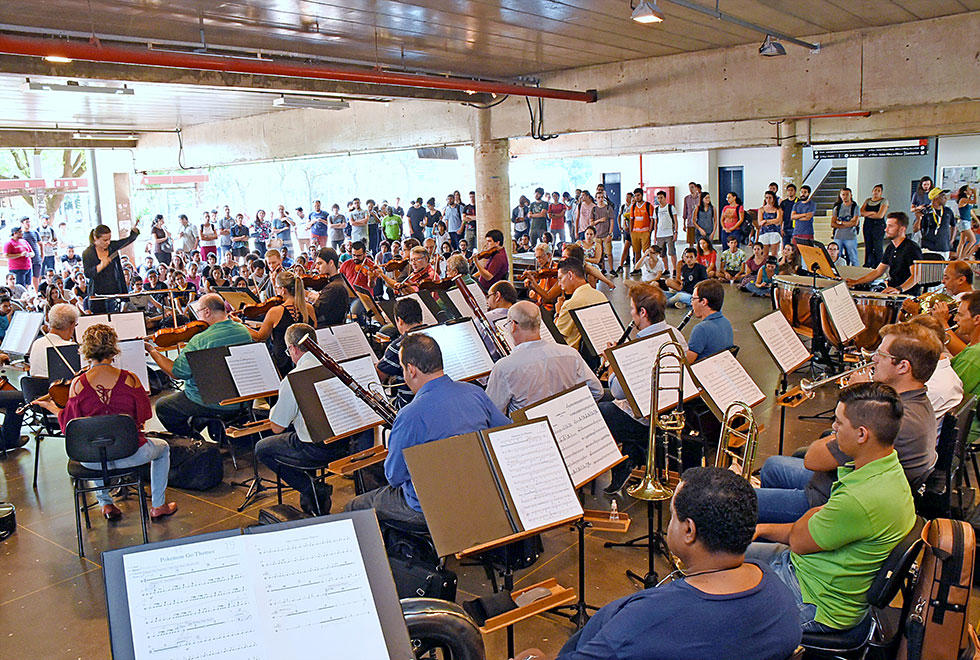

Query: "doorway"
<box><xmin>602</xmin><ymin>172</ymin><xmax>622</xmax><ymax>239</ymax></box>
<box><xmin>718</xmin><ymin>166</ymin><xmax>744</xmax><ymax>207</ymax></box>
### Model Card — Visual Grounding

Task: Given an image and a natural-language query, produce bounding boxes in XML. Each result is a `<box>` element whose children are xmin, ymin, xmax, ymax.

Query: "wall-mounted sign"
<box><xmin>813</xmin><ymin>138</ymin><xmax>928</xmax><ymax>159</ymax></box>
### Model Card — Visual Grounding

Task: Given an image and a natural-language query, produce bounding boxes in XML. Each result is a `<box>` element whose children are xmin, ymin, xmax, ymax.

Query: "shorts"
<box><xmin>655</xmin><ymin>236</ymin><xmax>676</xmax><ymax>255</ymax></box>
<box><xmin>758</xmin><ymin>230</ymin><xmax>781</xmax><ymax>246</ymax></box>
<box><xmin>958</xmin><ymin>219</ymin><xmax>973</xmax><ymax>232</ymax></box>
<box><xmin>31</xmin><ymin>262</ymin><xmax>41</xmax><ymax>277</ymax></box>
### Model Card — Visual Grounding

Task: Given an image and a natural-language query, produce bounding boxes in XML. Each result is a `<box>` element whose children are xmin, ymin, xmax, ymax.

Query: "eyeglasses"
<box><xmin>873</xmin><ymin>348</ymin><xmax>899</xmax><ymax>362</ymax></box>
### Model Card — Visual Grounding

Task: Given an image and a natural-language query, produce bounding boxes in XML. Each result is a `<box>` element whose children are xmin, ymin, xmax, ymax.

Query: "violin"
<box><xmin>416</xmin><ymin>279</ymin><xmax>454</xmax><ymax>292</ymax></box>
<box><xmin>148</xmin><ymin>320</ymin><xmax>210</xmax><ymax>348</ymax></box>
<box><xmin>301</xmin><ymin>274</ymin><xmax>330</xmax><ymax>291</ymax></box>
<box><xmin>523</xmin><ymin>268</ymin><xmax>558</xmax><ymax>279</ymax></box>
<box><xmin>383</xmin><ymin>258</ymin><xmax>409</xmax><ymax>272</ymax></box>
<box><xmin>237</xmin><ymin>296</ymin><xmax>284</xmax><ymax>320</ymax></box>
<box><xmin>474</xmin><ymin>246</ymin><xmax>501</xmax><ymax>261</ymax></box>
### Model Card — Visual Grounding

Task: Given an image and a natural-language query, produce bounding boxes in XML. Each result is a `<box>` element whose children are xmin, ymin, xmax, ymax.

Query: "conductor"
<box><xmin>83</xmin><ymin>222</ymin><xmax>140</xmax><ymax>314</ymax></box>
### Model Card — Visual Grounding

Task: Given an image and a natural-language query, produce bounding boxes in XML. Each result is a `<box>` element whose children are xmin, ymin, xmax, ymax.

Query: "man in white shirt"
<box><xmin>907</xmin><ymin>315</ymin><xmax>964</xmax><ymax>424</ymax></box>
<box><xmin>653</xmin><ymin>190</ymin><xmax>678</xmax><ymax>277</ymax></box>
<box><xmin>255</xmin><ymin>322</ymin><xmax>372</xmax><ymax>515</ymax></box>
<box><xmin>28</xmin><ymin>303</ymin><xmax>78</xmax><ymax>378</ymax></box>
<box><xmin>486</xmin><ymin>301</ymin><xmax>602</xmax><ymax>414</ymax></box>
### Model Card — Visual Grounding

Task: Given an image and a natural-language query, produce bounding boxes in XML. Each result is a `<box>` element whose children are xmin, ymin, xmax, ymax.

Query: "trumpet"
<box><xmin>627</xmin><ymin>341</ymin><xmax>688</xmax><ymax>502</ymax></box>
<box><xmin>800</xmin><ymin>358</ymin><xmax>875</xmax><ymax>395</ymax></box>
<box><xmin>716</xmin><ymin>401</ymin><xmax>759</xmax><ymax>480</ymax></box>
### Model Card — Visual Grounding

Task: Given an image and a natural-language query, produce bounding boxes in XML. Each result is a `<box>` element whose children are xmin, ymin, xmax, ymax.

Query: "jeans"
<box><xmin>10</xmin><ymin>268</ymin><xmax>30</xmax><ymax>287</ymax></box>
<box><xmin>368</xmin><ymin>224</ymin><xmax>380</xmax><ymax>253</ymax></box>
<box><xmin>81</xmin><ymin>437</ymin><xmax>171</xmax><ymax>508</ymax></box>
<box><xmin>154</xmin><ymin>391</ymin><xmax>243</xmax><ymax>437</ymax></box>
<box><xmin>0</xmin><ymin>389</ymin><xmax>24</xmax><ymax>450</ymax></box>
<box><xmin>345</xmin><ymin>484</ymin><xmax>427</xmax><ymax>526</ymax></box>
<box><xmin>551</xmin><ymin>226</ymin><xmax>566</xmax><ymax>244</ymax></box>
<box><xmin>745</xmin><ymin>282</ymin><xmax>771</xmax><ymax>297</ymax></box>
<box><xmin>42</xmin><ymin>256</ymin><xmax>55</xmax><ymax>274</ymax></box>
<box><xmin>744</xmin><ymin>542</ymin><xmax>839</xmax><ymax>633</ymax></box>
<box><xmin>219</xmin><ymin>245</ymin><xmax>231</xmax><ymax>259</ymax></box>
<box><xmin>529</xmin><ymin>220</ymin><xmax>547</xmax><ymax>247</ymax></box>
<box><xmin>667</xmin><ymin>291</ymin><xmax>693</xmax><ymax>307</ymax></box>
<box><xmin>836</xmin><ymin>236</ymin><xmax>859</xmax><ymax>265</ymax></box>
<box><xmin>756</xmin><ymin>455</ymin><xmax>813</xmax><ymax>523</ymax></box>
<box><xmin>256</xmin><ymin>430</ymin><xmax>372</xmax><ymax>502</ymax></box>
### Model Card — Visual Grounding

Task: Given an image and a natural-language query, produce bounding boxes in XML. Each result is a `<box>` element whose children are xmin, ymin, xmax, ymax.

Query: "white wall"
<box><xmin>937</xmin><ymin>135</ymin><xmax>980</xmax><ymax>191</ymax></box>
<box><xmin>716</xmin><ymin>147</ymin><xmax>781</xmax><ymax>208</ymax></box>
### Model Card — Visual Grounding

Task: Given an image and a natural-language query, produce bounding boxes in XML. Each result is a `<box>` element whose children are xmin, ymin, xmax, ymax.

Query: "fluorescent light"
<box><xmin>631</xmin><ymin>0</ymin><xmax>664</xmax><ymax>24</ymax></box>
<box><xmin>43</xmin><ymin>56</ymin><xmax>73</xmax><ymax>64</ymax></box>
<box><xmin>273</xmin><ymin>95</ymin><xmax>349</xmax><ymax>111</ymax></box>
<box><xmin>759</xmin><ymin>35</ymin><xmax>787</xmax><ymax>57</ymax></box>
<box><xmin>72</xmin><ymin>133</ymin><xmax>137</xmax><ymax>141</ymax></box>
<box><xmin>21</xmin><ymin>79</ymin><xmax>134</xmax><ymax>95</ymax></box>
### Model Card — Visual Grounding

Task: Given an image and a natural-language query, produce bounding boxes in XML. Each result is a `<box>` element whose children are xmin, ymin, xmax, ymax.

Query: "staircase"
<box><xmin>810</xmin><ymin>166</ymin><xmax>847</xmax><ymax>243</ymax></box>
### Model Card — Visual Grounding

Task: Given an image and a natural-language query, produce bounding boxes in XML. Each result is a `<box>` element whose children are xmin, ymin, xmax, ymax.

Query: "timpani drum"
<box><xmin>772</xmin><ymin>275</ymin><xmax>837</xmax><ymax>335</ymax></box>
<box><xmin>821</xmin><ymin>290</ymin><xmax>908</xmax><ymax>350</ymax></box>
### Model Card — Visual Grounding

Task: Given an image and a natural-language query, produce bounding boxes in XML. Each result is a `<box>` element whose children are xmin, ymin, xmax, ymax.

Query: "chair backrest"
<box><xmin>64</xmin><ymin>415</ymin><xmax>141</xmax><ymax>464</ymax></box>
<box><xmin>20</xmin><ymin>375</ymin><xmax>50</xmax><ymax>402</ymax></box>
<box><xmin>866</xmin><ymin>516</ymin><xmax>926</xmax><ymax>609</ymax></box>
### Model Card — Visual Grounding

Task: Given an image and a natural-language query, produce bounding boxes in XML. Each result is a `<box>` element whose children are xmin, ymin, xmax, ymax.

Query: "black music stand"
<box><xmin>604</xmin><ymin>495</ymin><xmax>671</xmax><ymax>589</ymax></box>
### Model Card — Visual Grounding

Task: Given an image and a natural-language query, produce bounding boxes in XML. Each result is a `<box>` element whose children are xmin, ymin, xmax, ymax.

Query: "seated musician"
<box><xmin>948</xmin><ymin>291</ymin><xmax>980</xmax><ymax>399</ymax></box>
<box><xmin>0</xmin><ymin>350</ymin><xmax>26</xmax><ymax>451</ymax></box>
<box><xmin>846</xmin><ymin>211</ymin><xmax>922</xmax><ymax>295</ymax></box>
<box><xmin>376</xmin><ymin>298</ymin><xmax>427</xmax><ymax>409</ymax></box>
<box><xmin>903</xmin><ymin>260</ymin><xmax>973</xmax><ymax>321</ymax></box>
<box><xmin>256</xmin><ymin>323</ymin><xmax>371</xmax><ymax>515</ymax></box>
<box><xmin>374</xmin><ymin>246</ymin><xmax>437</xmax><ymax>296</ymax></box>
<box><xmin>346</xmin><ymin>334</ymin><xmax>509</xmax><ymax>525</ymax></box>
<box><xmin>147</xmin><ymin>293</ymin><xmax>254</xmax><ymax>436</ymax></box>
<box><xmin>444</xmin><ymin>253</ymin><xmax>473</xmax><ymax>283</ymax></box>
<box><xmin>750</xmin><ymin>382</ymin><xmax>915</xmax><ymax>634</ymax></box>
<box><xmin>486</xmin><ymin>280</ymin><xmax>517</xmax><ymax>323</ymax></box>
<box><xmin>261</xmin><ymin>249</ymin><xmax>284</xmax><ymax>300</ymax></box>
<box><xmin>905</xmin><ymin>315</ymin><xmax>963</xmax><ymax>423</ymax></box>
<box><xmin>756</xmin><ymin>322</ymin><xmax>938</xmax><ymax>523</ymax></box>
<box><xmin>685</xmin><ymin>279</ymin><xmax>733</xmax><ymax>364</ymax></box>
<box><xmin>523</xmin><ymin>243</ymin><xmax>559</xmax><ymax>307</ymax></box>
<box><xmin>28</xmin><ymin>302</ymin><xmax>79</xmax><ymax>378</ymax></box>
<box><xmin>516</xmin><ymin>468</ymin><xmax>801</xmax><ymax>660</ymax></box>
<box><xmin>599</xmin><ymin>282</ymin><xmax>688</xmax><ymax>494</ymax></box>
<box><xmin>473</xmin><ymin>229</ymin><xmax>509</xmax><ymax>291</ymax></box>
<box><xmin>242</xmin><ymin>271</ymin><xmax>317</xmax><ymax>377</ymax></box>
<box><xmin>553</xmin><ymin>258</ymin><xmax>609</xmax><ymax>350</ymax></box>
<box><xmin>41</xmin><ymin>324</ymin><xmax>177</xmax><ymax>520</ymax></box>
<box><xmin>305</xmin><ymin>247</ymin><xmax>351</xmax><ymax>327</ymax></box>
<box><xmin>486</xmin><ymin>301</ymin><xmax>601</xmax><ymax>415</ymax></box>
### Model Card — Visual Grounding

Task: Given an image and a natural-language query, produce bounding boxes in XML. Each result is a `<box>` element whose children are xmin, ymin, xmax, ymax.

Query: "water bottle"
<box><xmin>609</xmin><ymin>499</ymin><xmax>619</xmax><ymax>521</ymax></box>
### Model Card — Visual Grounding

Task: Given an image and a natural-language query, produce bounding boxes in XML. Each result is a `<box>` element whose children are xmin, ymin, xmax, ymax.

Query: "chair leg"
<box><xmin>306</xmin><ymin>472</ymin><xmax>321</xmax><ymax>516</ymax></box>
<box><xmin>81</xmin><ymin>486</ymin><xmax>91</xmax><ymax>529</ymax></box>
<box><xmin>276</xmin><ymin>472</ymin><xmax>283</xmax><ymax>505</ymax></box>
<box><xmin>32</xmin><ymin>436</ymin><xmax>41</xmax><ymax>487</ymax></box>
<box><xmin>137</xmin><ymin>477</ymin><xmax>148</xmax><ymax>546</ymax></box>
<box><xmin>73</xmin><ymin>484</ymin><xmax>85</xmax><ymax>558</ymax></box>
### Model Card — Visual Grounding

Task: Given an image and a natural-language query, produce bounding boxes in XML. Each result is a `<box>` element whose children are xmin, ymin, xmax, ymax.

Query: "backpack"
<box><xmin>166</xmin><ymin>436</ymin><xmax>223</xmax><ymax>491</ymax></box>
<box><xmin>899</xmin><ymin>519</ymin><xmax>977</xmax><ymax>660</ymax></box>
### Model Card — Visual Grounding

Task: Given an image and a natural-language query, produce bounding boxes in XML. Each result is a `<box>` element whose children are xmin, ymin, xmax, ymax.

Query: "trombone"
<box><xmin>715</xmin><ymin>402</ymin><xmax>760</xmax><ymax>480</ymax></box>
<box><xmin>628</xmin><ymin>340</ymin><xmax>688</xmax><ymax>502</ymax></box>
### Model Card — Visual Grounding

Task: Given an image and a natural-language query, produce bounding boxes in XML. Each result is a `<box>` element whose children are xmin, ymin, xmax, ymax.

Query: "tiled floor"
<box><xmin>0</xmin><ymin>278</ymin><xmax>861</xmax><ymax>660</ymax></box>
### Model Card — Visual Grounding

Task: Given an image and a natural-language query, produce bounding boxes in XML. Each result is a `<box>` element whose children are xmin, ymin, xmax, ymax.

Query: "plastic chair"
<box><xmin>65</xmin><ymin>415</ymin><xmax>148</xmax><ymax>558</ymax></box>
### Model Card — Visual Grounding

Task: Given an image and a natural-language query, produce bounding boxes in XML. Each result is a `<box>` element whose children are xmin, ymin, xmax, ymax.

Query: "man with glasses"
<box><xmin>373</xmin><ymin>245</ymin><xmax>436</xmax><ymax>296</ymax></box>
<box><xmin>553</xmin><ymin>258</ymin><xmax>608</xmax><ymax>350</ymax></box>
<box><xmin>754</xmin><ymin>322</ymin><xmax>939</xmax><ymax>524</ymax></box>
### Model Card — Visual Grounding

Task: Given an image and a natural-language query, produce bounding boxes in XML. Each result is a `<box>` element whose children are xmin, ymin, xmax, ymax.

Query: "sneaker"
<box><xmin>674</xmin><ymin>301</ymin><xmax>686</xmax><ymax>309</ymax></box>
<box><xmin>603</xmin><ymin>468</ymin><xmax>631</xmax><ymax>495</ymax></box>
<box><xmin>629</xmin><ymin>269</ymin><xmax>641</xmax><ymax>276</ymax></box>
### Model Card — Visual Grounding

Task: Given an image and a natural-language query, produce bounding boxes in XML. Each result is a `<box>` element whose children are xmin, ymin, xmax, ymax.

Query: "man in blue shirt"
<box><xmin>686</xmin><ymin>279</ymin><xmax>734</xmax><ymax>363</ymax></box>
<box><xmin>791</xmin><ymin>185</ymin><xmax>816</xmax><ymax>243</ymax></box>
<box><xmin>346</xmin><ymin>333</ymin><xmax>510</xmax><ymax>525</ymax></box>
<box><xmin>515</xmin><ymin>468</ymin><xmax>801</xmax><ymax>660</ymax></box>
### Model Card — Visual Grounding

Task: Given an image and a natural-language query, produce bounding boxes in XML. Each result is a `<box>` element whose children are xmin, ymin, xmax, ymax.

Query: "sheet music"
<box><xmin>122</xmin><ymin>518</ymin><xmax>389</xmax><ymax>660</ymax></box>
<box><xmin>752</xmin><ymin>311</ymin><xmax>810</xmax><ymax>373</ymax></box>
<box><xmin>521</xmin><ymin>384</ymin><xmax>622</xmax><ymax>488</ymax></box>
<box><xmin>445</xmin><ymin>288</ymin><xmax>474</xmax><ymax>319</ymax></box>
<box><xmin>313</xmin><ymin>355</ymin><xmax>383</xmax><ymax>436</ymax></box>
<box><xmin>571</xmin><ymin>302</ymin><xmax>624</xmax><ymax>354</ymax></box>
<box><xmin>330</xmin><ymin>323</ymin><xmax>375</xmax><ymax>363</ymax></box>
<box><xmin>315</xmin><ymin>327</ymin><xmax>345</xmax><ymax>361</ymax></box>
<box><xmin>400</xmin><ymin>293</ymin><xmax>437</xmax><ymax>326</ymax></box>
<box><xmin>689</xmin><ymin>350</ymin><xmax>765</xmax><ymax>415</ymax></box>
<box><xmin>487</xmin><ymin>419</ymin><xmax>583</xmax><ymax>531</ymax></box>
<box><xmin>225</xmin><ymin>343</ymin><xmax>280</xmax><ymax>397</ymax></box>
<box><xmin>494</xmin><ymin>317</ymin><xmax>557</xmax><ymax>351</ymax></box>
<box><xmin>74</xmin><ymin>314</ymin><xmax>110</xmax><ymax>343</ymax></box>
<box><xmin>610</xmin><ymin>332</ymin><xmax>700</xmax><ymax>417</ymax></box>
<box><xmin>0</xmin><ymin>310</ymin><xmax>43</xmax><ymax>355</ymax></box>
<box><xmin>413</xmin><ymin>321</ymin><xmax>495</xmax><ymax>381</ymax></box>
<box><xmin>822</xmin><ymin>281</ymin><xmax>865</xmax><ymax>342</ymax></box>
<box><xmin>114</xmin><ymin>339</ymin><xmax>150</xmax><ymax>392</ymax></box>
<box><xmin>110</xmin><ymin>312</ymin><xmax>148</xmax><ymax>341</ymax></box>
<box><xmin>465</xmin><ymin>282</ymin><xmax>488</xmax><ymax>312</ymax></box>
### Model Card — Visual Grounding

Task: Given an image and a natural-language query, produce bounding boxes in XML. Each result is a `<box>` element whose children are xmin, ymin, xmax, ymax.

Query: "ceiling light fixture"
<box><xmin>43</xmin><ymin>55</ymin><xmax>72</xmax><ymax>64</ymax></box>
<box><xmin>631</xmin><ymin>0</ymin><xmax>665</xmax><ymax>23</ymax></box>
<box><xmin>759</xmin><ymin>35</ymin><xmax>787</xmax><ymax>57</ymax></box>
<box><xmin>272</xmin><ymin>95</ymin><xmax>349</xmax><ymax>111</ymax></box>
<box><xmin>21</xmin><ymin>78</ymin><xmax>134</xmax><ymax>95</ymax></box>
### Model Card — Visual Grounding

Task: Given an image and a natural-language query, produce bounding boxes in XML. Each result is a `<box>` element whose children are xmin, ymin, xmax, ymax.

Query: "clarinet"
<box><xmin>452</xmin><ymin>275</ymin><xmax>511</xmax><ymax>357</ymax></box>
<box><xmin>298</xmin><ymin>334</ymin><xmax>398</xmax><ymax>427</ymax></box>
<box><xmin>677</xmin><ymin>309</ymin><xmax>694</xmax><ymax>331</ymax></box>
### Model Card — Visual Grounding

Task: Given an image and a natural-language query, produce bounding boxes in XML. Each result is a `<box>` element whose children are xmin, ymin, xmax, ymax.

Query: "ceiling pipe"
<box><xmin>0</xmin><ymin>34</ymin><xmax>597</xmax><ymax>104</ymax></box>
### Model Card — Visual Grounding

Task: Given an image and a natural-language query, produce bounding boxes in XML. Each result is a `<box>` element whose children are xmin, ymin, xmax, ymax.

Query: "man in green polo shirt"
<box><xmin>147</xmin><ymin>292</ymin><xmax>254</xmax><ymax>436</ymax></box>
<box><xmin>750</xmin><ymin>382</ymin><xmax>915</xmax><ymax>632</ymax></box>
<box><xmin>950</xmin><ymin>291</ymin><xmax>980</xmax><ymax>393</ymax></box>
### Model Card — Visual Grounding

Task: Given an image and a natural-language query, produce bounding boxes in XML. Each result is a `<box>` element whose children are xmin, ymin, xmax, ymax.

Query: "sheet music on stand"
<box><xmin>309</xmin><ymin>356</ymin><xmax>384</xmax><ymax>438</ymax></box>
<box><xmin>74</xmin><ymin>312</ymin><xmax>147</xmax><ymax>343</ymax></box>
<box><xmin>493</xmin><ymin>317</ymin><xmax>558</xmax><ymax>351</ymax></box>
<box><xmin>225</xmin><ymin>343</ymin><xmax>281</xmax><ymax>397</ymax></box>
<box><xmin>513</xmin><ymin>383</ymin><xmax>623</xmax><ymax>488</ymax></box>
<box><xmin>410</xmin><ymin>319</ymin><xmax>495</xmax><ymax>381</ymax></box>
<box><xmin>399</xmin><ymin>293</ymin><xmax>438</xmax><ymax>326</ymax></box>
<box><xmin>688</xmin><ymin>350</ymin><xmax>766</xmax><ymax>419</ymax></box>
<box><xmin>822</xmin><ymin>281</ymin><xmax>866</xmax><ymax>343</ymax></box>
<box><xmin>605</xmin><ymin>330</ymin><xmax>701</xmax><ymax>418</ymax></box>
<box><xmin>796</xmin><ymin>239</ymin><xmax>840</xmax><ymax>280</ymax></box>
<box><xmin>752</xmin><ymin>310</ymin><xmax>811</xmax><ymax>374</ymax></box>
<box><xmin>114</xmin><ymin>339</ymin><xmax>150</xmax><ymax>392</ymax></box>
<box><xmin>0</xmin><ymin>310</ymin><xmax>43</xmax><ymax>356</ymax></box>
<box><xmin>102</xmin><ymin>511</ymin><xmax>413</xmax><ymax>660</ymax></box>
<box><xmin>315</xmin><ymin>323</ymin><xmax>377</xmax><ymax>364</ymax></box>
<box><xmin>569</xmin><ymin>301</ymin><xmax>625</xmax><ymax>356</ymax></box>
<box><xmin>47</xmin><ymin>344</ymin><xmax>81</xmax><ymax>381</ymax></box>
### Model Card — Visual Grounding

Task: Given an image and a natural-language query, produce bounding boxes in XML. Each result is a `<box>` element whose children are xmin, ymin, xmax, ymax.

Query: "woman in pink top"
<box><xmin>575</xmin><ymin>191</ymin><xmax>596</xmax><ymax>240</ymax></box>
<box><xmin>4</xmin><ymin>226</ymin><xmax>34</xmax><ymax>287</ymax></box>
<box><xmin>40</xmin><ymin>324</ymin><xmax>177</xmax><ymax>520</ymax></box>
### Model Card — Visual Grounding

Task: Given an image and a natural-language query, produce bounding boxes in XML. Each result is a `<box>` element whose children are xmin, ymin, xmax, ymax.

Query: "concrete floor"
<box><xmin>0</xmin><ymin>273</ymin><xmax>848</xmax><ymax>660</ymax></box>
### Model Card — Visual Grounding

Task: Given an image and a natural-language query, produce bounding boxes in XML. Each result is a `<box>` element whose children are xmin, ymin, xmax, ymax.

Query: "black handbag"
<box><xmin>167</xmin><ymin>437</ymin><xmax>223</xmax><ymax>491</ymax></box>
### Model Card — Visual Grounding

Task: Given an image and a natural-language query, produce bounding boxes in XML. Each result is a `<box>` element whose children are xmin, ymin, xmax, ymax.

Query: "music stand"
<box><xmin>795</xmin><ymin>238</ymin><xmax>840</xmax><ymax>282</ymax></box>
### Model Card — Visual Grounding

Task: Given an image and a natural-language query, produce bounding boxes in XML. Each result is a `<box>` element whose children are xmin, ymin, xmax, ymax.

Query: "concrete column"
<box><xmin>780</xmin><ymin>126</ymin><xmax>803</xmax><ymax>189</ymax></box>
<box><xmin>473</xmin><ymin>108</ymin><xmax>511</xmax><ymax>266</ymax></box>
<box><xmin>90</xmin><ymin>150</ymin><xmax>139</xmax><ymax>258</ymax></box>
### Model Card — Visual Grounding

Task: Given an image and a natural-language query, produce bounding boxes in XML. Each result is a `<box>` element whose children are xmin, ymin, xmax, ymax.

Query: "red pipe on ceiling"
<box><xmin>0</xmin><ymin>34</ymin><xmax>597</xmax><ymax>103</ymax></box>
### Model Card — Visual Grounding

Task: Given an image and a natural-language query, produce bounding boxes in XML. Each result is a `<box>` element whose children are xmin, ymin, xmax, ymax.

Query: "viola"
<box><xmin>383</xmin><ymin>258</ymin><xmax>409</xmax><ymax>272</ymax></box>
<box><xmin>16</xmin><ymin>377</ymin><xmax>72</xmax><ymax>414</ymax></box>
<box><xmin>301</xmin><ymin>275</ymin><xmax>331</xmax><ymax>291</ymax></box>
<box><xmin>237</xmin><ymin>296</ymin><xmax>283</xmax><ymax>321</ymax></box>
<box><xmin>474</xmin><ymin>246</ymin><xmax>501</xmax><ymax>260</ymax></box>
<box><xmin>148</xmin><ymin>320</ymin><xmax>210</xmax><ymax>348</ymax></box>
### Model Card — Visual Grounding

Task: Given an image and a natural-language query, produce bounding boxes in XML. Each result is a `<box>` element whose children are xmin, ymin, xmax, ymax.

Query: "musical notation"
<box><xmin>752</xmin><ymin>310</ymin><xmax>810</xmax><ymax>374</ymax></box>
<box><xmin>315</xmin><ymin>324</ymin><xmax>376</xmax><ymax>364</ymax></box>
<box><xmin>487</xmin><ymin>419</ymin><xmax>582</xmax><ymax>531</ymax></box>
<box><xmin>413</xmin><ymin>320</ymin><xmax>495</xmax><ymax>381</ymax></box>
<box><xmin>520</xmin><ymin>384</ymin><xmax>622</xmax><ymax>488</ymax></box>
<box><xmin>313</xmin><ymin>355</ymin><xmax>384</xmax><ymax>436</ymax></box>
<box><xmin>822</xmin><ymin>281</ymin><xmax>866</xmax><ymax>343</ymax></box>
<box><xmin>122</xmin><ymin>519</ymin><xmax>389</xmax><ymax>660</ymax></box>
<box><xmin>571</xmin><ymin>302</ymin><xmax>624</xmax><ymax>355</ymax></box>
<box><xmin>609</xmin><ymin>332</ymin><xmax>700</xmax><ymax>417</ymax></box>
<box><xmin>689</xmin><ymin>350</ymin><xmax>765</xmax><ymax>415</ymax></box>
<box><xmin>225</xmin><ymin>344</ymin><xmax>280</xmax><ymax>397</ymax></box>
<box><xmin>114</xmin><ymin>339</ymin><xmax>150</xmax><ymax>392</ymax></box>
<box><xmin>400</xmin><ymin>293</ymin><xmax>438</xmax><ymax>326</ymax></box>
